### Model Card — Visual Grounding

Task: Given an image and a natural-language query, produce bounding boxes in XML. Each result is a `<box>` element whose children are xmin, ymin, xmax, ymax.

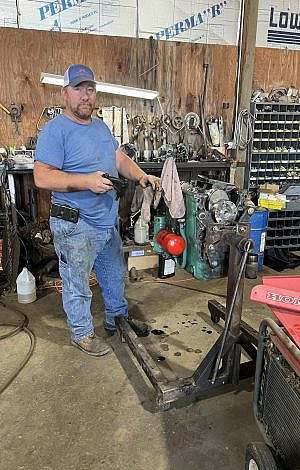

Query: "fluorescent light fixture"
<box><xmin>96</xmin><ymin>83</ymin><xmax>159</xmax><ymax>100</ymax></box>
<box><xmin>40</xmin><ymin>73</ymin><xmax>64</xmax><ymax>87</ymax></box>
<box><xmin>40</xmin><ymin>72</ymin><xmax>159</xmax><ymax>100</ymax></box>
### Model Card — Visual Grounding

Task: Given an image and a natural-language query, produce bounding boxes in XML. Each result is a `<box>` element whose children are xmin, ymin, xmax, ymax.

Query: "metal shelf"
<box><xmin>268</xmin><ymin>225</ymin><xmax>300</xmax><ymax>230</ymax></box>
<box><xmin>267</xmin><ymin>234</ymin><xmax>300</xmax><ymax>240</ymax></box>
<box><xmin>254</xmin><ymin>129</ymin><xmax>300</xmax><ymax>133</ymax></box>
<box><xmin>138</xmin><ymin>160</ymin><xmax>231</xmax><ymax>169</ymax></box>
<box><xmin>255</xmin><ymin>121</ymin><xmax>300</xmax><ymax>124</ymax></box>
<box><xmin>248</xmin><ymin>103</ymin><xmax>300</xmax><ymax>251</ymax></box>
<box><xmin>136</xmin><ymin>160</ymin><xmax>235</xmax><ymax>183</ymax></box>
<box><xmin>248</xmin><ymin>103</ymin><xmax>300</xmax><ymax>187</ymax></box>
<box><xmin>253</xmin><ymin>138</ymin><xmax>300</xmax><ymax>142</ymax></box>
<box><xmin>255</xmin><ymin>112</ymin><xmax>300</xmax><ymax>115</ymax></box>
<box><xmin>8</xmin><ymin>160</ymin><xmax>233</xmax><ymax>175</ymax></box>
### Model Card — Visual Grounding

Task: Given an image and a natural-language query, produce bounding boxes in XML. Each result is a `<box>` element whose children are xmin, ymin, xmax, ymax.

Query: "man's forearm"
<box><xmin>116</xmin><ymin>149</ymin><xmax>146</xmax><ymax>183</ymax></box>
<box><xmin>34</xmin><ymin>165</ymin><xmax>91</xmax><ymax>192</ymax></box>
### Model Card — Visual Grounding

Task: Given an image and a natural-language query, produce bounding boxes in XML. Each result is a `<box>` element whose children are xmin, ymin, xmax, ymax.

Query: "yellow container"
<box><xmin>258</xmin><ymin>199</ymin><xmax>285</xmax><ymax>210</ymax></box>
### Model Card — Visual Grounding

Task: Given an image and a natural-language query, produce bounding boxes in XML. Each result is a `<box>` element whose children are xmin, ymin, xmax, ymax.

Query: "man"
<box><xmin>34</xmin><ymin>64</ymin><xmax>159</xmax><ymax>357</ymax></box>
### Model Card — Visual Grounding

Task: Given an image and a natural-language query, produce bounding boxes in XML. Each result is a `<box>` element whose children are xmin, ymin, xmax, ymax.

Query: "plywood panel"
<box><xmin>254</xmin><ymin>47</ymin><xmax>300</xmax><ymax>91</ymax></box>
<box><xmin>2</xmin><ymin>28</ymin><xmax>300</xmax><ymax>220</ymax></box>
<box><xmin>1</xmin><ymin>28</ymin><xmax>300</xmax><ymax>147</ymax></box>
<box><xmin>0</xmin><ymin>28</ymin><xmax>238</xmax><ymax>146</ymax></box>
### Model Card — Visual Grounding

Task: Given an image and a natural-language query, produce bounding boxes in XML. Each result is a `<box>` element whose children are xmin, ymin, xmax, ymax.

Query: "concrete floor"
<box><xmin>0</xmin><ymin>265</ymin><xmax>298</xmax><ymax>470</ymax></box>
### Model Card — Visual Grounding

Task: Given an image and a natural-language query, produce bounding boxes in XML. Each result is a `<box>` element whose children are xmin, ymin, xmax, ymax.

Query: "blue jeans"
<box><xmin>50</xmin><ymin>216</ymin><xmax>128</xmax><ymax>340</ymax></box>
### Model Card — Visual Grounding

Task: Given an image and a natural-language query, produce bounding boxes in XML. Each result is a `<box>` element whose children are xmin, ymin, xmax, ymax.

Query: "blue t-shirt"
<box><xmin>35</xmin><ymin>115</ymin><xmax>119</xmax><ymax>229</ymax></box>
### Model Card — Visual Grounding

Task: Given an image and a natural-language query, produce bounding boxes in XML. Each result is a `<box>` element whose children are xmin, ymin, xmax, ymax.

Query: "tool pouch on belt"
<box><xmin>50</xmin><ymin>203</ymin><xmax>79</xmax><ymax>223</ymax></box>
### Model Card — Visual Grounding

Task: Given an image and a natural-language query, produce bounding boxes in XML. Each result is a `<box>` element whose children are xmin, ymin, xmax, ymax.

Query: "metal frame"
<box><xmin>0</xmin><ymin>166</ymin><xmax>20</xmax><ymax>292</ymax></box>
<box><xmin>116</xmin><ymin>224</ymin><xmax>258</xmax><ymax>409</ymax></box>
<box><xmin>252</xmin><ymin>319</ymin><xmax>300</xmax><ymax>469</ymax></box>
<box><xmin>254</xmin><ymin>318</ymin><xmax>300</xmax><ymax>423</ymax></box>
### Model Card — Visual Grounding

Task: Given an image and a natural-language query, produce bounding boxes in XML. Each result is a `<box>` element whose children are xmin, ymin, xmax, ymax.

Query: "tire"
<box><xmin>245</xmin><ymin>442</ymin><xmax>279</xmax><ymax>470</ymax></box>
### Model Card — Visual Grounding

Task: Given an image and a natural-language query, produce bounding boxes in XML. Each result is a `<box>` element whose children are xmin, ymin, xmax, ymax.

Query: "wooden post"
<box><xmin>233</xmin><ymin>0</ymin><xmax>259</xmax><ymax>188</ymax></box>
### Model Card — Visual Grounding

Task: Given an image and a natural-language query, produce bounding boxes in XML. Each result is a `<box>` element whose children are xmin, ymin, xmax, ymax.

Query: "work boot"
<box><xmin>104</xmin><ymin>317</ymin><xmax>150</xmax><ymax>337</ymax></box>
<box><xmin>71</xmin><ymin>333</ymin><xmax>112</xmax><ymax>357</ymax></box>
<box><xmin>128</xmin><ymin>318</ymin><xmax>150</xmax><ymax>337</ymax></box>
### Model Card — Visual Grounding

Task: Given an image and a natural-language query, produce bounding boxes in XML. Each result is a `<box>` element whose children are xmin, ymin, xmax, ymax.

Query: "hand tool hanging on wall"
<box><xmin>207</xmin><ymin>118</ymin><xmax>220</xmax><ymax>146</ymax></box>
<box><xmin>185</xmin><ymin>112</ymin><xmax>200</xmax><ymax>132</ymax></box>
<box><xmin>218</xmin><ymin>116</ymin><xmax>224</xmax><ymax>147</ymax></box>
<box><xmin>36</xmin><ymin>107</ymin><xmax>63</xmax><ymax>131</ymax></box>
<box><xmin>143</xmin><ymin>128</ymin><xmax>151</xmax><ymax>162</ymax></box>
<box><xmin>172</xmin><ymin>115</ymin><xmax>184</xmax><ymax>131</ymax></box>
<box><xmin>150</xmin><ymin>130</ymin><xmax>158</xmax><ymax>159</ymax></box>
<box><xmin>205</xmin><ymin>116</ymin><xmax>225</xmax><ymax>149</ymax></box>
<box><xmin>9</xmin><ymin>104</ymin><xmax>24</xmax><ymax>135</ymax></box>
<box><xmin>125</xmin><ymin>106</ymin><xmax>227</xmax><ymax>163</ymax></box>
<box><xmin>199</xmin><ymin>63</ymin><xmax>210</xmax><ymax>158</ymax></box>
<box><xmin>0</xmin><ymin>102</ymin><xmax>10</xmax><ymax>116</ymax></box>
<box><xmin>101</xmin><ymin>106</ymin><xmax>129</xmax><ymax>144</ymax></box>
<box><xmin>0</xmin><ymin>102</ymin><xmax>23</xmax><ymax>135</ymax></box>
<box><xmin>162</xmin><ymin>129</ymin><xmax>168</xmax><ymax>147</ymax></box>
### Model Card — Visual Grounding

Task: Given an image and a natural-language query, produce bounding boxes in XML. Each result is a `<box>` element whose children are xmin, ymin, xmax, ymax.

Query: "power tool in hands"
<box><xmin>102</xmin><ymin>173</ymin><xmax>128</xmax><ymax>199</ymax></box>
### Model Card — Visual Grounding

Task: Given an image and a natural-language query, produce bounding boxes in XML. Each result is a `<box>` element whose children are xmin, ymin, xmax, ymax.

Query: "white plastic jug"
<box><xmin>134</xmin><ymin>216</ymin><xmax>149</xmax><ymax>245</ymax></box>
<box><xmin>16</xmin><ymin>267</ymin><xmax>36</xmax><ymax>304</ymax></box>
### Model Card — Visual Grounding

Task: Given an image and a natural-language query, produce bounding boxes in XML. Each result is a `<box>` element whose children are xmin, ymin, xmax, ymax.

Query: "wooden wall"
<box><xmin>2</xmin><ymin>27</ymin><xmax>300</xmax><ymax>219</ymax></box>
<box><xmin>253</xmin><ymin>47</ymin><xmax>300</xmax><ymax>91</ymax></box>
<box><xmin>1</xmin><ymin>28</ymin><xmax>300</xmax><ymax>146</ymax></box>
<box><xmin>0</xmin><ymin>27</ymin><xmax>238</xmax><ymax>146</ymax></box>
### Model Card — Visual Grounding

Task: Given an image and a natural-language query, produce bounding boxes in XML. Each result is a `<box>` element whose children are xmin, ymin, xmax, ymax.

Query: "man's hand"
<box><xmin>88</xmin><ymin>171</ymin><xmax>114</xmax><ymax>194</ymax></box>
<box><xmin>138</xmin><ymin>174</ymin><xmax>161</xmax><ymax>191</ymax></box>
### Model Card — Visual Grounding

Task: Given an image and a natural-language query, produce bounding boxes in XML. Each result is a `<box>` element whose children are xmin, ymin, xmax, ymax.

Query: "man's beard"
<box><xmin>72</xmin><ymin>103</ymin><xmax>93</xmax><ymax>120</ymax></box>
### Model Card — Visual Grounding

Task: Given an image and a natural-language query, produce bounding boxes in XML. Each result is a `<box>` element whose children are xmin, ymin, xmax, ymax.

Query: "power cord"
<box><xmin>233</xmin><ymin>109</ymin><xmax>255</xmax><ymax>150</ymax></box>
<box><xmin>42</xmin><ymin>272</ymin><xmax>98</xmax><ymax>294</ymax></box>
<box><xmin>0</xmin><ymin>301</ymin><xmax>36</xmax><ymax>395</ymax></box>
<box><xmin>0</xmin><ymin>165</ymin><xmax>30</xmax><ymax>288</ymax></box>
<box><xmin>154</xmin><ymin>280</ymin><xmax>226</xmax><ymax>298</ymax></box>
<box><xmin>132</xmin><ymin>276</ymin><xmax>227</xmax><ymax>299</ymax></box>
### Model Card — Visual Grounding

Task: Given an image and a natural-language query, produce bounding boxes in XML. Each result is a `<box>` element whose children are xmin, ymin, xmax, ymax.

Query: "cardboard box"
<box><xmin>125</xmin><ymin>243</ymin><xmax>158</xmax><ymax>271</ymax></box>
<box><xmin>259</xmin><ymin>183</ymin><xmax>280</xmax><ymax>194</ymax></box>
<box><xmin>259</xmin><ymin>183</ymin><xmax>286</xmax><ymax>210</ymax></box>
<box><xmin>259</xmin><ymin>192</ymin><xmax>286</xmax><ymax>210</ymax></box>
<box><xmin>258</xmin><ymin>198</ymin><xmax>285</xmax><ymax>210</ymax></box>
<box><xmin>125</xmin><ymin>244</ymin><xmax>154</xmax><ymax>257</ymax></box>
<box><xmin>127</xmin><ymin>253</ymin><xmax>159</xmax><ymax>271</ymax></box>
